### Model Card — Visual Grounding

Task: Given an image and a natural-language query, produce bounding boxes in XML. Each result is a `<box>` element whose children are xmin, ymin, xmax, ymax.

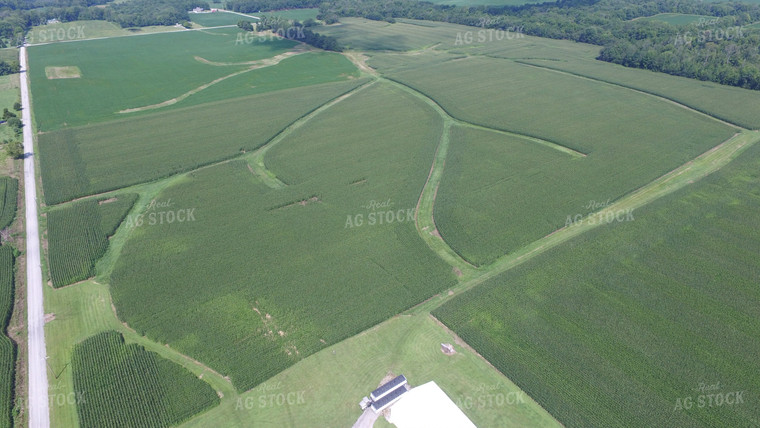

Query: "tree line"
<box><xmin>238</xmin><ymin>16</ymin><xmax>342</xmax><ymax>51</ymax></box>
<box><xmin>312</xmin><ymin>0</ymin><xmax>760</xmax><ymax>90</ymax></box>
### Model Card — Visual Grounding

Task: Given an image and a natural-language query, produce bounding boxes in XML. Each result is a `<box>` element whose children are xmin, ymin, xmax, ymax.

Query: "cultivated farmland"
<box><xmin>110</xmin><ymin>82</ymin><xmax>457</xmax><ymax>391</ymax></box>
<box><xmin>516</xmin><ymin>57</ymin><xmax>760</xmax><ymax>129</ymax></box>
<box><xmin>72</xmin><ymin>330</ymin><xmax>219</xmax><ymax>428</ymax></box>
<box><xmin>27</xmin><ymin>27</ymin><xmax>301</xmax><ymax>130</ymax></box>
<box><xmin>0</xmin><ymin>246</ymin><xmax>15</xmax><ymax>428</ymax></box>
<box><xmin>434</xmin><ymin>141</ymin><xmax>760</xmax><ymax>427</ymax></box>
<box><xmin>373</xmin><ymin>52</ymin><xmax>735</xmax><ymax>264</ymax></box>
<box><xmin>0</xmin><ymin>177</ymin><xmax>17</xmax><ymax>230</ymax></box>
<box><xmin>46</xmin><ymin>194</ymin><xmax>137</xmax><ymax>287</ymax></box>
<box><xmin>38</xmin><ymin>79</ymin><xmax>365</xmax><ymax>204</ymax></box>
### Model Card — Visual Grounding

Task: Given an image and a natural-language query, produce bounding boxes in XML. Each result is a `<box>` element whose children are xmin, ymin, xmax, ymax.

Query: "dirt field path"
<box><xmin>118</xmin><ymin>48</ymin><xmax>310</xmax><ymax>114</ymax></box>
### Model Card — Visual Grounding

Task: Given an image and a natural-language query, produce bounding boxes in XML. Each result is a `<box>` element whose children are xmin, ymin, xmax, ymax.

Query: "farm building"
<box><xmin>387</xmin><ymin>381</ymin><xmax>476</xmax><ymax>428</ymax></box>
<box><xmin>369</xmin><ymin>374</ymin><xmax>409</xmax><ymax>413</ymax></box>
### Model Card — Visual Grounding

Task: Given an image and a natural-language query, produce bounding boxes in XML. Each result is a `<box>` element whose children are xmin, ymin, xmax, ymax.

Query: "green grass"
<box><xmin>0</xmin><ymin>75</ymin><xmax>20</xmax><ymax>144</ymax></box>
<box><xmin>37</xmin><ymin>79</ymin><xmax>365</xmax><ymax>204</ymax></box>
<box><xmin>190</xmin><ymin>11</ymin><xmax>255</xmax><ymax>27</ymax></box>
<box><xmin>43</xmin><ymin>280</ymin><xmax>236</xmax><ymax>428</ymax></box>
<box><xmin>46</xmin><ymin>194</ymin><xmax>137</xmax><ymax>287</ymax></box>
<box><xmin>258</xmin><ymin>8</ymin><xmax>320</xmax><ymax>21</ymax></box>
<box><xmin>317</xmin><ymin>18</ymin><xmax>480</xmax><ymax>51</ymax></box>
<box><xmin>27</xmin><ymin>20</ymin><xmax>182</xmax><ymax>45</ymax></box>
<box><xmin>517</xmin><ymin>57</ymin><xmax>760</xmax><ymax>129</ymax></box>
<box><xmin>0</xmin><ymin>49</ymin><xmax>17</xmax><ymax>63</ymax></box>
<box><xmin>0</xmin><ymin>177</ymin><xmax>17</xmax><ymax>231</ymax></box>
<box><xmin>434</xmin><ymin>140</ymin><xmax>760</xmax><ymax>428</ymax></box>
<box><xmin>374</xmin><ymin>53</ymin><xmax>735</xmax><ymax>264</ymax></box>
<box><xmin>109</xmin><ymin>82</ymin><xmax>458</xmax><ymax>391</ymax></box>
<box><xmin>72</xmin><ymin>330</ymin><xmax>220</xmax><ymax>428</ymax></box>
<box><xmin>0</xmin><ymin>246</ymin><xmax>14</xmax><ymax>428</ymax></box>
<box><xmin>179</xmin><ymin>313</ymin><xmax>561</xmax><ymax>428</ymax></box>
<box><xmin>637</xmin><ymin>13</ymin><xmax>715</xmax><ymax>26</ymax></box>
<box><xmin>27</xmin><ymin>27</ymin><xmax>298</xmax><ymax>131</ymax></box>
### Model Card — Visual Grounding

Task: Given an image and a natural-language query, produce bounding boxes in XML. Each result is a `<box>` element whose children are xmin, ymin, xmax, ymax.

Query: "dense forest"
<box><xmin>314</xmin><ymin>0</ymin><xmax>760</xmax><ymax>89</ymax></box>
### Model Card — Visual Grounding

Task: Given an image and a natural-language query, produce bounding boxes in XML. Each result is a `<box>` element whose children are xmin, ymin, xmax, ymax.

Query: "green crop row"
<box><xmin>110</xmin><ymin>83</ymin><xmax>456</xmax><ymax>391</ymax></box>
<box><xmin>38</xmin><ymin>80</ymin><xmax>366</xmax><ymax>205</ymax></box>
<box><xmin>434</xmin><ymin>141</ymin><xmax>760</xmax><ymax>427</ymax></box>
<box><xmin>47</xmin><ymin>194</ymin><xmax>137</xmax><ymax>287</ymax></box>
<box><xmin>0</xmin><ymin>247</ymin><xmax>15</xmax><ymax>428</ymax></box>
<box><xmin>0</xmin><ymin>177</ymin><xmax>17</xmax><ymax>231</ymax></box>
<box><xmin>72</xmin><ymin>330</ymin><xmax>219</xmax><ymax>428</ymax></box>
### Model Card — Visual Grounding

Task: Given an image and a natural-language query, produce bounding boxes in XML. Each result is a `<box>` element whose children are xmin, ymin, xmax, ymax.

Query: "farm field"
<box><xmin>517</xmin><ymin>57</ymin><xmax>760</xmax><ymax>129</ymax></box>
<box><xmin>434</xmin><ymin>141</ymin><xmax>760</xmax><ymax>427</ymax></box>
<box><xmin>27</xmin><ymin>20</ymin><xmax>183</xmax><ymax>45</ymax></box>
<box><xmin>72</xmin><ymin>330</ymin><xmax>219</xmax><ymax>428</ymax></box>
<box><xmin>318</xmin><ymin>18</ymin><xmax>480</xmax><ymax>51</ymax></box>
<box><xmin>38</xmin><ymin>79</ymin><xmax>365</xmax><ymax>204</ymax></box>
<box><xmin>27</xmin><ymin>27</ymin><xmax>302</xmax><ymax>130</ymax></box>
<box><xmin>371</xmin><ymin>52</ymin><xmax>736</xmax><ymax>264</ymax></box>
<box><xmin>46</xmin><ymin>194</ymin><xmax>137</xmax><ymax>287</ymax></box>
<box><xmin>0</xmin><ymin>177</ymin><xmax>17</xmax><ymax>230</ymax></box>
<box><xmin>0</xmin><ymin>247</ymin><xmax>15</xmax><ymax>428</ymax></box>
<box><xmin>189</xmin><ymin>11</ymin><xmax>257</xmax><ymax>27</ymax></box>
<box><xmin>109</xmin><ymin>82</ymin><xmax>458</xmax><ymax>392</ymax></box>
<box><xmin>257</xmin><ymin>8</ymin><xmax>320</xmax><ymax>21</ymax></box>
<box><xmin>179</xmin><ymin>312</ymin><xmax>561</xmax><ymax>428</ymax></box>
<box><xmin>28</xmin><ymin>9</ymin><xmax>760</xmax><ymax>428</ymax></box>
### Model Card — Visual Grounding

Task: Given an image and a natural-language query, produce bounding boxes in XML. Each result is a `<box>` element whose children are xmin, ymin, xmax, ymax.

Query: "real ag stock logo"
<box><xmin>673</xmin><ymin>382</ymin><xmax>746</xmax><ymax>411</ymax></box>
<box><xmin>344</xmin><ymin>198</ymin><xmax>415</xmax><ymax>229</ymax></box>
<box><xmin>455</xmin><ymin>18</ymin><xmax>524</xmax><ymax>45</ymax></box>
<box><xmin>124</xmin><ymin>198</ymin><xmax>196</xmax><ymax>228</ymax></box>
<box><xmin>28</xmin><ymin>25</ymin><xmax>86</xmax><ymax>44</ymax></box>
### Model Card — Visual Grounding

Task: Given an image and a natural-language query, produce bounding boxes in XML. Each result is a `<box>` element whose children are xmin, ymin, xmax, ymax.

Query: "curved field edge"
<box><xmin>37</xmin><ymin>79</ymin><xmax>368</xmax><ymax>205</ymax></box>
<box><xmin>108</xmin><ymin>82</ymin><xmax>457</xmax><ymax>392</ymax></box>
<box><xmin>71</xmin><ymin>330</ymin><xmax>220</xmax><ymax>428</ymax></box>
<box><xmin>43</xmin><ymin>281</ymin><xmax>235</xmax><ymax>428</ymax></box>
<box><xmin>515</xmin><ymin>58</ymin><xmax>760</xmax><ymax>130</ymax></box>
<box><xmin>431</xmin><ymin>136</ymin><xmax>760</xmax><ymax>427</ymax></box>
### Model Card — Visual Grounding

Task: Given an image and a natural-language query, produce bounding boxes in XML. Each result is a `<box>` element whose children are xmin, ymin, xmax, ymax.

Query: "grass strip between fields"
<box><xmin>409</xmin><ymin>130</ymin><xmax>760</xmax><ymax>314</ymax></box>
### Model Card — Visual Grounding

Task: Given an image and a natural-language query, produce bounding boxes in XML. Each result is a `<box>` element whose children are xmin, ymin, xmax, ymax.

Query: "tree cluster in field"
<box><xmin>311</xmin><ymin>0</ymin><xmax>760</xmax><ymax>90</ymax></box>
<box><xmin>0</xmin><ymin>61</ymin><xmax>19</xmax><ymax>76</ymax></box>
<box><xmin>2</xmin><ymin>103</ymin><xmax>23</xmax><ymax>158</ymax></box>
<box><xmin>240</xmin><ymin>15</ymin><xmax>342</xmax><ymax>51</ymax></box>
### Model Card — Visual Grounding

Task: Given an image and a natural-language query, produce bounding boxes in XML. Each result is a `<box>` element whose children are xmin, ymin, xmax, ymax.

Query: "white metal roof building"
<box><xmin>386</xmin><ymin>381</ymin><xmax>477</xmax><ymax>428</ymax></box>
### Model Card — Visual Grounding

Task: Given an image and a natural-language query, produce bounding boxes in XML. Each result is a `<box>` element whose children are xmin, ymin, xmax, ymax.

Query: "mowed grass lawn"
<box><xmin>38</xmin><ymin>79</ymin><xmax>366</xmax><ymax>204</ymax></box>
<box><xmin>434</xmin><ymin>141</ymin><xmax>760</xmax><ymax>427</ymax></box>
<box><xmin>109</xmin><ymin>83</ymin><xmax>458</xmax><ymax>392</ymax></box>
<box><xmin>372</xmin><ymin>53</ymin><xmax>736</xmax><ymax>264</ymax></box>
<box><xmin>28</xmin><ymin>27</ymin><xmax>300</xmax><ymax>130</ymax></box>
<box><xmin>179</xmin><ymin>313</ymin><xmax>561</xmax><ymax>428</ymax></box>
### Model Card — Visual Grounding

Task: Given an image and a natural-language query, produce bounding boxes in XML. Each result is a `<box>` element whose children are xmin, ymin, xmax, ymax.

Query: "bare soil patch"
<box><xmin>45</xmin><ymin>66</ymin><xmax>81</xmax><ymax>79</ymax></box>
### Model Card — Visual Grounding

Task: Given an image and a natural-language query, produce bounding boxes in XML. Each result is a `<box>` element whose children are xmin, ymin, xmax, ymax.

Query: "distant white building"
<box><xmin>387</xmin><ymin>381</ymin><xmax>477</xmax><ymax>428</ymax></box>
